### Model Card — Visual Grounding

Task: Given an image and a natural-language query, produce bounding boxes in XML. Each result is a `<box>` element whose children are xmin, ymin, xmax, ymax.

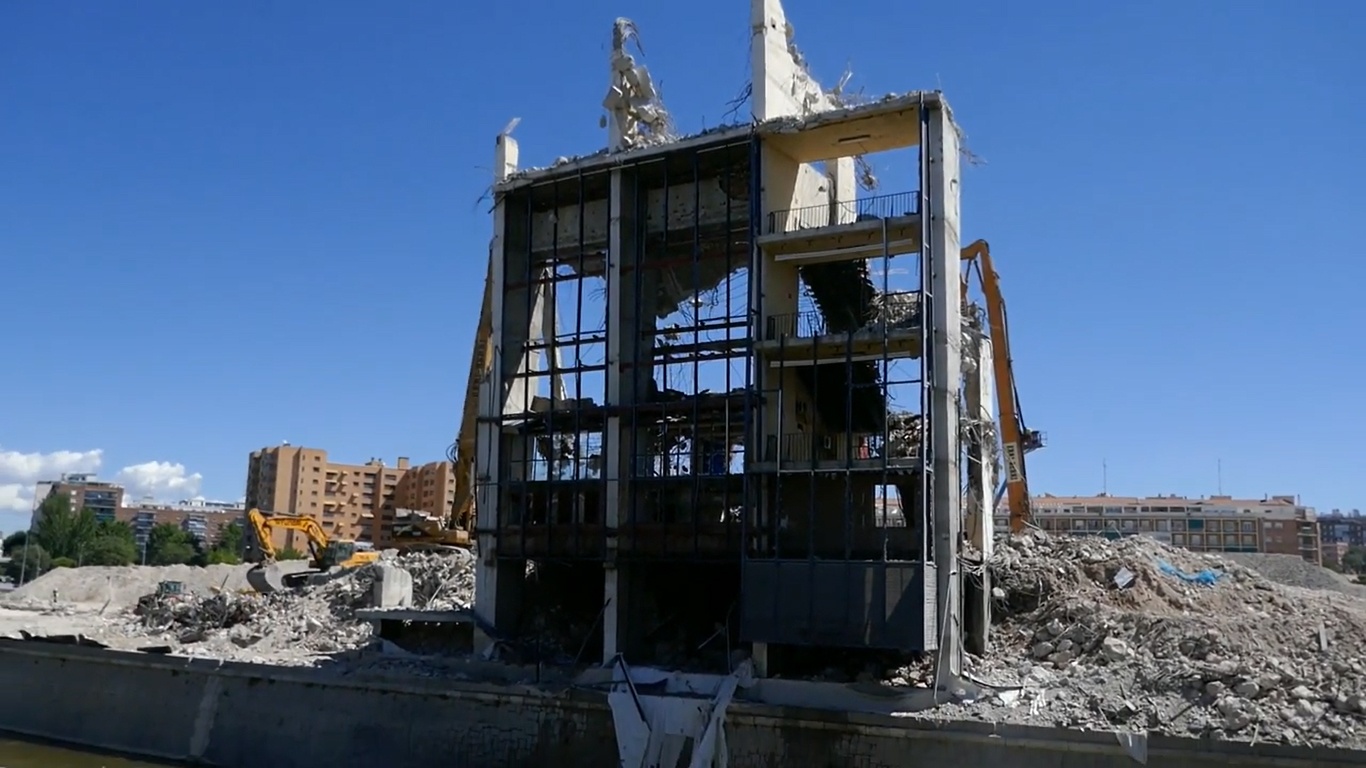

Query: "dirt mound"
<box><xmin>6</xmin><ymin>563</ymin><xmax>254</xmax><ymax>610</ymax></box>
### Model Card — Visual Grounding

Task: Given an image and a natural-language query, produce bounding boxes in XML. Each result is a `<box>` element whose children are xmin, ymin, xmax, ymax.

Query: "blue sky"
<box><xmin>1</xmin><ymin>0</ymin><xmax>1362</xmax><ymax>534</ymax></box>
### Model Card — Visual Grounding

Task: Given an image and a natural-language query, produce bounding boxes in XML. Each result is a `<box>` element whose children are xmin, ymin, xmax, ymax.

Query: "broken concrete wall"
<box><xmin>525</xmin><ymin>181</ymin><xmax>746</xmax><ymax>258</ymax></box>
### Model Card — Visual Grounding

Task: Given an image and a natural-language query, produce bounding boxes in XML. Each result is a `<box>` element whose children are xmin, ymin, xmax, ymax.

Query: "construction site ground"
<box><xmin>4</xmin><ymin>536</ymin><xmax>1366</xmax><ymax>750</ymax></box>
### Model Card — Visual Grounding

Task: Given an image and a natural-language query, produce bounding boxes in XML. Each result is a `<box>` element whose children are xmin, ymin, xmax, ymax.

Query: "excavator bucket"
<box><xmin>246</xmin><ymin>563</ymin><xmax>289</xmax><ymax>594</ymax></box>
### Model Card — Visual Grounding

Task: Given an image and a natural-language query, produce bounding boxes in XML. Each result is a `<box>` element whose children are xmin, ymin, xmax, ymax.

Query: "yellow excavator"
<box><xmin>960</xmin><ymin>240</ymin><xmax>1045</xmax><ymax>534</ymax></box>
<box><xmin>244</xmin><ymin>508</ymin><xmax>381</xmax><ymax>593</ymax></box>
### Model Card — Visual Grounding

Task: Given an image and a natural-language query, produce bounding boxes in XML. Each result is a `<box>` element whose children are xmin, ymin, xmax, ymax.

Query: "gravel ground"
<box><xmin>1219</xmin><ymin>552</ymin><xmax>1366</xmax><ymax>596</ymax></box>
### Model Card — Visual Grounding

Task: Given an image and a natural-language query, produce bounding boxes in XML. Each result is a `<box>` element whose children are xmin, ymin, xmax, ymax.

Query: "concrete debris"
<box><xmin>603</xmin><ymin>18</ymin><xmax>674</xmax><ymax>151</ymax></box>
<box><xmin>884</xmin><ymin>411</ymin><xmax>922</xmax><ymax>460</ymax></box>
<box><xmin>772</xmin><ymin>19</ymin><xmax>838</xmax><ymax>118</ymax></box>
<box><xmin>866</xmin><ymin>291</ymin><xmax>920</xmax><ymax>332</ymax></box>
<box><xmin>926</xmin><ymin>532</ymin><xmax>1366</xmax><ymax>749</ymax></box>
<box><xmin>2</xmin><ymin>551</ymin><xmax>477</xmax><ymax>667</ymax></box>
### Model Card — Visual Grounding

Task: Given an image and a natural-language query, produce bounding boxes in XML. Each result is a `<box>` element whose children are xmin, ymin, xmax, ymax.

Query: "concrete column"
<box><xmin>474</xmin><ymin>131</ymin><xmax>519</xmax><ymax>655</ymax></box>
<box><xmin>602</xmin><ymin>166</ymin><xmax>640</xmax><ymax>662</ymax></box>
<box><xmin>926</xmin><ymin>104</ymin><xmax>964</xmax><ymax>688</ymax></box>
<box><xmin>828</xmin><ymin>156</ymin><xmax>856</xmax><ymax>225</ymax></box>
<box><xmin>964</xmin><ymin>334</ymin><xmax>995</xmax><ymax>654</ymax></box>
<box><xmin>750</xmin><ymin>0</ymin><xmax>829</xmax><ymax>120</ymax></box>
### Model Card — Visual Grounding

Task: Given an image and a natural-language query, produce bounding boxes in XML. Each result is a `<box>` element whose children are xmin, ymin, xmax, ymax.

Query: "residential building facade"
<box><xmin>1323</xmin><ymin>540</ymin><xmax>1352</xmax><ymax>571</ymax></box>
<box><xmin>39</xmin><ymin>473</ymin><xmax>125</xmax><ymax>524</ymax></box>
<box><xmin>1317</xmin><ymin>511</ymin><xmax>1366</xmax><ymax>549</ymax></box>
<box><xmin>243</xmin><ymin>444</ymin><xmax>456</xmax><ymax>549</ymax></box>
<box><xmin>1003</xmin><ymin>493</ymin><xmax>1321</xmax><ymax>564</ymax></box>
<box><xmin>115</xmin><ymin>499</ymin><xmax>244</xmax><ymax>552</ymax></box>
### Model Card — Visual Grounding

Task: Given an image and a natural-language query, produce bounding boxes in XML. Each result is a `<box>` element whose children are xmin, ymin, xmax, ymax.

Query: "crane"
<box><xmin>960</xmin><ymin>240</ymin><xmax>1044</xmax><ymax>533</ymax></box>
<box><xmin>244</xmin><ymin>508</ymin><xmax>380</xmax><ymax>593</ymax></box>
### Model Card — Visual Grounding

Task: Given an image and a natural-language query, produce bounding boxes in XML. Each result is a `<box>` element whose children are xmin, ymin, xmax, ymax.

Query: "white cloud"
<box><xmin>0</xmin><ymin>446</ymin><xmax>104</xmax><ymax>513</ymax></box>
<box><xmin>0</xmin><ymin>446</ymin><xmax>207</xmax><ymax>515</ymax></box>
<box><xmin>115</xmin><ymin>461</ymin><xmax>203</xmax><ymax>501</ymax></box>
<box><xmin>0</xmin><ymin>447</ymin><xmax>103</xmax><ymax>485</ymax></box>
<box><xmin>0</xmin><ymin>485</ymin><xmax>31</xmax><ymax>514</ymax></box>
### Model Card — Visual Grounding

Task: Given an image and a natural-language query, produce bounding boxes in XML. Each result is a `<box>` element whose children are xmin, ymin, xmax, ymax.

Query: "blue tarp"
<box><xmin>1157</xmin><ymin>559</ymin><xmax>1222</xmax><ymax>586</ymax></box>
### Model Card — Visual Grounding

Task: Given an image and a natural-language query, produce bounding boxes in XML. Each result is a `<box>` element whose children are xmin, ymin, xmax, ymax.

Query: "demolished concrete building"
<box><xmin>472</xmin><ymin>0</ymin><xmax>997</xmax><ymax>685</ymax></box>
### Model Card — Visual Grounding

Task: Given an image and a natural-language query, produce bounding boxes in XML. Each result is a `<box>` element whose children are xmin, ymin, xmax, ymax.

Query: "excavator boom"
<box><xmin>450</xmin><ymin>254</ymin><xmax>495</xmax><ymax>534</ymax></box>
<box><xmin>960</xmin><ymin>240</ymin><xmax>1040</xmax><ymax>533</ymax></box>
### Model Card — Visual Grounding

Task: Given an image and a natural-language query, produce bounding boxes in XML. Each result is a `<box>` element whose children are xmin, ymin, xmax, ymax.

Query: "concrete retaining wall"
<box><xmin>0</xmin><ymin>640</ymin><xmax>1359</xmax><ymax>768</ymax></box>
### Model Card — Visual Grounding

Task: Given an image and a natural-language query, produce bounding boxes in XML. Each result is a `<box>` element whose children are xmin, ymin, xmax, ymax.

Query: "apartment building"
<box><xmin>36</xmin><ymin>473</ymin><xmax>125</xmax><ymax>524</ymax></box>
<box><xmin>116</xmin><ymin>499</ymin><xmax>244</xmax><ymax>550</ymax></box>
<box><xmin>1323</xmin><ymin>541</ymin><xmax>1352</xmax><ymax>570</ymax></box>
<box><xmin>244</xmin><ymin>444</ymin><xmax>456</xmax><ymax>549</ymax></box>
<box><xmin>1007</xmin><ymin>493</ymin><xmax>1321</xmax><ymax>564</ymax></box>
<box><xmin>1318</xmin><ymin>511</ymin><xmax>1366</xmax><ymax>548</ymax></box>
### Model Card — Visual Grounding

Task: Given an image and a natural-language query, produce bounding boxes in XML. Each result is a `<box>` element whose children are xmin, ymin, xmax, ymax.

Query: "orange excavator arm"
<box><xmin>450</xmin><ymin>254</ymin><xmax>495</xmax><ymax>533</ymax></box>
<box><xmin>960</xmin><ymin>240</ymin><xmax>1042</xmax><ymax>533</ymax></box>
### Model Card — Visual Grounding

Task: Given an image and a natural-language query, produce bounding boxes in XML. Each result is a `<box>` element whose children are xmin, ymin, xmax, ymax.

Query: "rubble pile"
<box><xmin>953</xmin><ymin>532</ymin><xmax>1366</xmax><ymax>748</ymax></box>
<box><xmin>118</xmin><ymin>550</ymin><xmax>477</xmax><ymax>664</ymax></box>
<box><xmin>396</xmin><ymin>549</ymin><xmax>477</xmax><ymax>610</ymax></box>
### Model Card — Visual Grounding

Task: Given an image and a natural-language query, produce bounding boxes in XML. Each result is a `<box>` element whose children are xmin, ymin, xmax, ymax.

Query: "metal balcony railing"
<box><xmin>766</xmin><ymin>190</ymin><xmax>920</xmax><ymax>236</ymax></box>
<box><xmin>765</xmin><ymin>291</ymin><xmax>923</xmax><ymax>340</ymax></box>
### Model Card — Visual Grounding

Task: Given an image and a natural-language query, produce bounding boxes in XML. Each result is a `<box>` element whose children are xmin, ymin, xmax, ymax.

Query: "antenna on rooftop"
<box><xmin>1217</xmin><ymin>458</ymin><xmax>1223</xmax><ymax>495</ymax></box>
<box><xmin>1102</xmin><ymin>458</ymin><xmax>1108</xmax><ymax>495</ymax></box>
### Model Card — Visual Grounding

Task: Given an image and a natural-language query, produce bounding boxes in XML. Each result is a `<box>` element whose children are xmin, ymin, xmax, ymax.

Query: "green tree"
<box><xmin>2</xmin><ymin>531</ymin><xmax>28</xmax><ymax>555</ymax></box>
<box><xmin>51</xmin><ymin>557</ymin><xmax>76</xmax><ymax>569</ymax></box>
<box><xmin>145</xmin><ymin>523</ymin><xmax>196</xmax><ymax>565</ymax></box>
<box><xmin>84</xmin><ymin>534</ymin><xmax>137</xmax><ymax>566</ymax></box>
<box><xmin>4</xmin><ymin>543</ymin><xmax>52</xmax><ymax>584</ymax></box>
<box><xmin>97</xmin><ymin>519</ymin><xmax>136</xmax><ymax>543</ymax></box>
<box><xmin>1343</xmin><ymin>547</ymin><xmax>1366</xmax><ymax>574</ymax></box>
<box><xmin>32</xmin><ymin>495</ymin><xmax>98</xmax><ymax>562</ymax></box>
<box><xmin>70</xmin><ymin>519</ymin><xmax>138</xmax><ymax>566</ymax></box>
<box><xmin>196</xmin><ymin>522</ymin><xmax>245</xmax><ymax>565</ymax></box>
<box><xmin>217</xmin><ymin>522</ymin><xmax>244</xmax><ymax>556</ymax></box>
<box><xmin>277</xmin><ymin>546</ymin><xmax>307</xmax><ymax>561</ymax></box>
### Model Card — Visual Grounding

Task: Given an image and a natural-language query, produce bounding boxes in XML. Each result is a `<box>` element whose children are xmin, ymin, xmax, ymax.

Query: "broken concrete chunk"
<box><xmin>372</xmin><ymin>564</ymin><xmax>414</xmax><ymax>609</ymax></box>
<box><xmin>1100</xmin><ymin>637</ymin><xmax>1131</xmax><ymax>662</ymax></box>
